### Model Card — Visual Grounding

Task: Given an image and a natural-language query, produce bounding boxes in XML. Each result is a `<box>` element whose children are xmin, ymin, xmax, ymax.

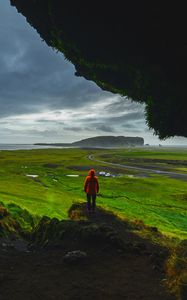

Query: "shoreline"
<box><xmin>0</xmin><ymin>144</ymin><xmax>187</xmax><ymax>151</ymax></box>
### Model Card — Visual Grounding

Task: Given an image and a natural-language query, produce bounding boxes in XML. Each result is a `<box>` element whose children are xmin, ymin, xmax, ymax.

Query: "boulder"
<box><xmin>63</xmin><ymin>250</ymin><xmax>87</xmax><ymax>264</ymax></box>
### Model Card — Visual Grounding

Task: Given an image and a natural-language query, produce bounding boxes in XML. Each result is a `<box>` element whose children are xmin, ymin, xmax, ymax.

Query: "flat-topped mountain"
<box><xmin>35</xmin><ymin>136</ymin><xmax>144</xmax><ymax>148</ymax></box>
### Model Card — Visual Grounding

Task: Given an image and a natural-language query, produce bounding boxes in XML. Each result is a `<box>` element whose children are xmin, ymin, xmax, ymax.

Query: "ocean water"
<box><xmin>0</xmin><ymin>144</ymin><xmax>63</xmax><ymax>150</ymax></box>
<box><xmin>0</xmin><ymin>144</ymin><xmax>186</xmax><ymax>151</ymax></box>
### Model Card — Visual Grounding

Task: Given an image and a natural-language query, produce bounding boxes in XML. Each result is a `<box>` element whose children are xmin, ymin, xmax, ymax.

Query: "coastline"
<box><xmin>0</xmin><ymin>144</ymin><xmax>187</xmax><ymax>151</ymax></box>
<box><xmin>0</xmin><ymin>144</ymin><xmax>67</xmax><ymax>151</ymax></box>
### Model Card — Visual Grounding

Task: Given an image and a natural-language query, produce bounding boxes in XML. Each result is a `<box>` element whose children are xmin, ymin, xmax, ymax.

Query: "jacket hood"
<box><xmin>88</xmin><ymin>169</ymin><xmax>96</xmax><ymax>177</ymax></box>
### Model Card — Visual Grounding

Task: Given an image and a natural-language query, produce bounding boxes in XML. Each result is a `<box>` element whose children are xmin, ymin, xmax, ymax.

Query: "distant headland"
<box><xmin>34</xmin><ymin>136</ymin><xmax>144</xmax><ymax>148</ymax></box>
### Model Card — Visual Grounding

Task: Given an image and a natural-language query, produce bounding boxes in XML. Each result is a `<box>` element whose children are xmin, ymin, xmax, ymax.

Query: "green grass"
<box><xmin>0</xmin><ymin>148</ymin><xmax>187</xmax><ymax>239</ymax></box>
<box><xmin>97</xmin><ymin>175</ymin><xmax>187</xmax><ymax>238</ymax></box>
<box><xmin>96</xmin><ymin>147</ymin><xmax>187</xmax><ymax>161</ymax></box>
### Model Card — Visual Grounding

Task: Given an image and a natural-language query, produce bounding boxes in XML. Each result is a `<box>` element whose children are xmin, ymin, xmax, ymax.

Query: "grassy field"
<box><xmin>0</xmin><ymin>147</ymin><xmax>187</xmax><ymax>239</ymax></box>
<box><xmin>95</xmin><ymin>147</ymin><xmax>187</xmax><ymax>161</ymax></box>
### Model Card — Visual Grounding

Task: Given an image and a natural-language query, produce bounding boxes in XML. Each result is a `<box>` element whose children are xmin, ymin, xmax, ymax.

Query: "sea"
<box><xmin>0</xmin><ymin>144</ymin><xmax>186</xmax><ymax>151</ymax></box>
<box><xmin>0</xmin><ymin>144</ymin><xmax>64</xmax><ymax>150</ymax></box>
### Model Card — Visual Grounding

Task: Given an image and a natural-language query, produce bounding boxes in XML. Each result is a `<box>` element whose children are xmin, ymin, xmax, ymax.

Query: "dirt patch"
<box><xmin>25</xmin><ymin>173</ymin><xmax>51</xmax><ymax>187</ymax></box>
<box><xmin>0</xmin><ymin>247</ymin><xmax>176</xmax><ymax>300</ymax></box>
<box><xmin>68</xmin><ymin>165</ymin><xmax>135</xmax><ymax>175</ymax></box>
<box><xmin>43</xmin><ymin>163</ymin><xmax>60</xmax><ymax>169</ymax></box>
<box><xmin>68</xmin><ymin>165</ymin><xmax>98</xmax><ymax>171</ymax></box>
<box><xmin>171</xmin><ymin>193</ymin><xmax>187</xmax><ymax>201</ymax></box>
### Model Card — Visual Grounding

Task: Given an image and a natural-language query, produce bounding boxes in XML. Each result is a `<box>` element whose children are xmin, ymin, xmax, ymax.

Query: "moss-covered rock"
<box><xmin>166</xmin><ymin>240</ymin><xmax>187</xmax><ymax>300</ymax></box>
<box><xmin>0</xmin><ymin>205</ymin><xmax>9</xmax><ymax>219</ymax></box>
<box><xmin>0</xmin><ymin>202</ymin><xmax>38</xmax><ymax>239</ymax></box>
<box><xmin>30</xmin><ymin>216</ymin><xmax>126</xmax><ymax>251</ymax></box>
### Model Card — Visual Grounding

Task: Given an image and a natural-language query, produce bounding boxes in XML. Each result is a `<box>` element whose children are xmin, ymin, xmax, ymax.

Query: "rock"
<box><xmin>63</xmin><ymin>250</ymin><xmax>87</xmax><ymax>264</ymax></box>
<box><xmin>0</xmin><ymin>273</ymin><xmax>5</xmax><ymax>282</ymax></box>
<box><xmin>178</xmin><ymin>240</ymin><xmax>187</xmax><ymax>258</ymax></box>
<box><xmin>149</xmin><ymin>227</ymin><xmax>158</xmax><ymax>232</ymax></box>
<box><xmin>0</xmin><ymin>206</ymin><xmax>9</xmax><ymax>219</ymax></box>
<box><xmin>130</xmin><ymin>242</ymin><xmax>147</xmax><ymax>255</ymax></box>
<box><xmin>181</xmin><ymin>284</ymin><xmax>187</xmax><ymax>300</ymax></box>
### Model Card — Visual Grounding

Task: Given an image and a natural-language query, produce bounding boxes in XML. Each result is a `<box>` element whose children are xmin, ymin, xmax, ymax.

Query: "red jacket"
<box><xmin>84</xmin><ymin>169</ymin><xmax>99</xmax><ymax>195</ymax></box>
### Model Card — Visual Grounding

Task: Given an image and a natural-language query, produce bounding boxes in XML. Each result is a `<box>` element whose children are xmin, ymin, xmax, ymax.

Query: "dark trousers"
<box><xmin>86</xmin><ymin>194</ymin><xmax>96</xmax><ymax>211</ymax></box>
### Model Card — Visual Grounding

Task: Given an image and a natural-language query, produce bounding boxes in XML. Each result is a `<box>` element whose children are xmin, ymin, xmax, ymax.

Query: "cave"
<box><xmin>10</xmin><ymin>0</ymin><xmax>187</xmax><ymax>138</ymax></box>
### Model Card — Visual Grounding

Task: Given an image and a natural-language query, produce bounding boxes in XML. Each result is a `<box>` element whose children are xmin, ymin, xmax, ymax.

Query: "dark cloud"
<box><xmin>104</xmin><ymin>97</ymin><xmax>142</xmax><ymax>113</ymax></box>
<box><xmin>93</xmin><ymin>124</ymin><xmax>115</xmax><ymax>132</ymax></box>
<box><xmin>0</xmin><ymin>4</ymin><xmax>136</xmax><ymax>120</ymax></box>
<box><xmin>103</xmin><ymin>111</ymin><xmax>145</xmax><ymax>125</ymax></box>
<box><xmin>3</xmin><ymin>127</ymin><xmax>63</xmax><ymax>138</ymax></box>
<box><xmin>36</xmin><ymin>120</ymin><xmax>64</xmax><ymax>125</ymax></box>
<box><xmin>0</xmin><ymin>0</ymin><xmax>112</xmax><ymax>118</ymax></box>
<box><xmin>121</xmin><ymin>123</ymin><xmax>139</xmax><ymax>129</ymax></box>
<box><xmin>63</xmin><ymin>126</ymin><xmax>83</xmax><ymax>132</ymax></box>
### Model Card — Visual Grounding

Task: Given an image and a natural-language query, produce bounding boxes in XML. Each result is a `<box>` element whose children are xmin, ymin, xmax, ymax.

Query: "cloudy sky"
<box><xmin>0</xmin><ymin>0</ymin><xmax>186</xmax><ymax>145</ymax></box>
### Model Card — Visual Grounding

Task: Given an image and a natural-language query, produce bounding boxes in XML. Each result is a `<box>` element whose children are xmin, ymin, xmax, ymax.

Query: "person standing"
<box><xmin>84</xmin><ymin>169</ymin><xmax>99</xmax><ymax>213</ymax></box>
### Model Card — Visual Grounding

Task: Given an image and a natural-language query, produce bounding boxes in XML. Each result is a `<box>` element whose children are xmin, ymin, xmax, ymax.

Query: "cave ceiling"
<box><xmin>10</xmin><ymin>1</ymin><xmax>187</xmax><ymax>138</ymax></box>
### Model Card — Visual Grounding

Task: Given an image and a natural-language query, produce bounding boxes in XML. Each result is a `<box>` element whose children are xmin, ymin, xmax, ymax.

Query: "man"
<box><xmin>84</xmin><ymin>169</ymin><xmax>99</xmax><ymax>213</ymax></box>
